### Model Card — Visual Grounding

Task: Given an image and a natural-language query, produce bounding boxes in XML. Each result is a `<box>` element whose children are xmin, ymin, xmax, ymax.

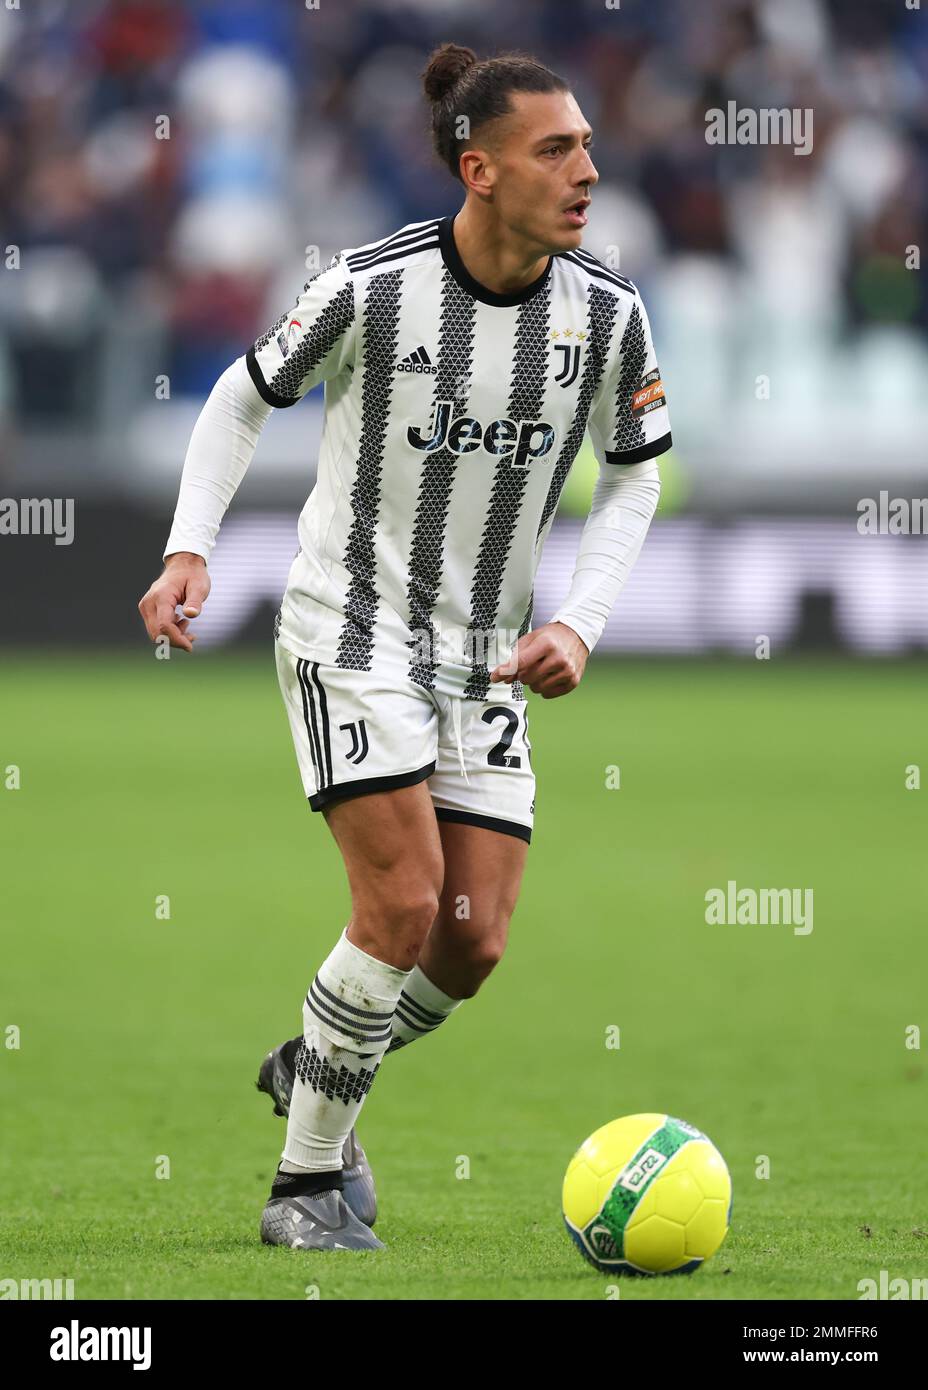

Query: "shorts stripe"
<box><xmin>309</xmin><ymin>662</ymin><xmax>333</xmax><ymax>787</ymax></box>
<box><xmin>296</xmin><ymin>658</ymin><xmax>326</xmax><ymax>791</ymax></box>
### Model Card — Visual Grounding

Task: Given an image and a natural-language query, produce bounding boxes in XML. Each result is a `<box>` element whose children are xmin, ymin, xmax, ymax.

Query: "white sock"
<box><xmin>281</xmin><ymin>927</ymin><xmax>411</xmax><ymax>1173</ymax></box>
<box><xmin>387</xmin><ymin>963</ymin><xmax>462</xmax><ymax>1053</ymax></box>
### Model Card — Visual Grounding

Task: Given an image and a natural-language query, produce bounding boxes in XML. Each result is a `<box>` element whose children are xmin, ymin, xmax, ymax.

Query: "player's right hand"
<box><xmin>137</xmin><ymin>552</ymin><xmax>211</xmax><ymax>653</ymax></box>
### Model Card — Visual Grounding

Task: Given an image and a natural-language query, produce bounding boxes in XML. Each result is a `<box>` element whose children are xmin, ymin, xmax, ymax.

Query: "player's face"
<box><xmin>490</xmin><ymin>91</ymin><xmax>598</xmax><ymax>253</ymax></box>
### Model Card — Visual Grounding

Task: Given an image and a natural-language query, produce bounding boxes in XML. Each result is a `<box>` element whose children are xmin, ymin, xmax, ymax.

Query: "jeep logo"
<box><xmin>407</xmin><ymin>401</ymin><xmax>555</xmax><ymax>469</ymax></box>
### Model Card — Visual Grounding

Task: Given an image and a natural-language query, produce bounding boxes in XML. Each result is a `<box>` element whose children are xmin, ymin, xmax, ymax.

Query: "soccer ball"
<box><xmin>562</xmin><ymin>1113</ymin><xmax>732</xmax><ymax>1275</ymax></box>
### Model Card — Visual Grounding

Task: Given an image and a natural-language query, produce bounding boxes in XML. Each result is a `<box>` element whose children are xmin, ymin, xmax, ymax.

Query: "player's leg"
<box><xmin>402</xmin><ymin>687</ymin><xmax>535</xmax><ymax>1027</ymax></box>
<box><xmin>265</xmin><ymin>679</ymin><xmax>534</xmax><ymax>1058</ymax></box>
<box><xmin>258</xmin><ymin>680</ymin><xmax>534</xmax><ymax>1141</ymax></box>
<box><xmin>264</xmin><ymin>780</ymin><xmax>443</xmax><ymax>1248</ymax></box>
<box><xmin>253</xmin><ymin>793</ymin><xmax>460</xmax><ymax>1119</ymax></box>
<box><xmin>256</xmin><ymin>815</ymin><xmax>529</xmax><ymax>1202</ymax></box>
<box><xmin>263</xmin><ymin>646</ymin><xmax>442</xmax><ymax>1248</ymax></box>
<box><xmin>322</xmin><ymin>781</ymin><xmax>444</xmax><ymax>971</ymax></box>
<box><xmin>363</xmin><ymin>816</ymin><xmax>528</xmax><ymax>1066</ymax></box>
<box><xmin>257</xmin><ymin>814</ymin><xmax>527</xmax><ymax>1182</ymax></box>
<box><xmin>279</xmin><ymin>778</ymin><xmax>443</xmax><ymax>1171</ymax></box>
<box><xmin>417</xmin><ymin>816</ymin><xmax>528</xmax><ymax>1000</ymax></box>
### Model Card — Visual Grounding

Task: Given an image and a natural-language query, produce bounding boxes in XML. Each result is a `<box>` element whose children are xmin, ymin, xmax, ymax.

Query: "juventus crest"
<box><xmin>551</xmin><ymin>329</ymin><xmax>587</xmax><ymax>388</ymax></box>
<box><xmin>340</xmin><ymin>718</ymin><xmax>370</xmax><ymax>765</ymax></box>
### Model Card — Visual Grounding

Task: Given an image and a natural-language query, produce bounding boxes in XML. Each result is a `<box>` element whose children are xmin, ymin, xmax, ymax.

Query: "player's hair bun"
<box><xmin>424</xmin><ymin>46</ymin><xmax>568</xmax><ymax>183</ymax></box>
<box><xmin>422</xmin><ymin>43</ymin><xmax>477</xmax><ymax>104</ymax></box>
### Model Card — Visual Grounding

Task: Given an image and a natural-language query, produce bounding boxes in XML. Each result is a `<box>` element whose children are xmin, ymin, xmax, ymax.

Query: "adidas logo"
<box><xmin>397</xmin><ymin>345</ymin><xmax>437</xmax><ymax>375</ymax></box>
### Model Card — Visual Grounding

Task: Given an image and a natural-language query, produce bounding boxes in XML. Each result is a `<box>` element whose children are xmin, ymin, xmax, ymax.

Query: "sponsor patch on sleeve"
<box><xmin>276</xmin><ymin>318</ymin><xmax>302</xmax><ymax>359</ymax></box>
<box><xmin>631</xmin><ymin>368</ymin><xmax>667</xmax><ymax>418</ymax></box>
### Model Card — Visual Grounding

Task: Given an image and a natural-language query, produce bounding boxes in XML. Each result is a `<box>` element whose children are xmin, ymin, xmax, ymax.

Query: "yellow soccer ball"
<box><xmin>562</xmin><ymin>1113</ymin><xmax>732</xmax><ymax>1275</ymax></box>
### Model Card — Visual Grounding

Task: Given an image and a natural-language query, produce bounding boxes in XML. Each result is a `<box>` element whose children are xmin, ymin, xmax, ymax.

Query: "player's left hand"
<box><xmin>490</xmin><ymin>622</ymin><xmax>589</xmax><ymax>699</ymax></box>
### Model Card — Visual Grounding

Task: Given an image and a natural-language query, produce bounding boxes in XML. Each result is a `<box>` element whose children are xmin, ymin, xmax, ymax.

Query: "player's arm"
<box><xmin>549</xmin><ymin>454</ymin><xmax>661</xmax><ymax>650</ymax></box>
<box><xmin>491</xmin><ymin>457</ymin><xmax>662</xmax><ymax>697</ymax></box>
<box><xmin>137</xmin><ymin>357</ymin><xmax>270</xmax><ymax>650</ymax></box>
<box><xmin>138</xmin><ymin>254</ymin><xmax>356</xmax><ymax>651</ymax></box>
<box><xmin>492</xmin><ymin>284</ymin><xmax>671</xmax><ymax>698</ymax></box>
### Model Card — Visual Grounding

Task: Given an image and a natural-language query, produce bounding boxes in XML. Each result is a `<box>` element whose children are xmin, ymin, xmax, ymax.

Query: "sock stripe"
<box><xmin>306</xmin><ymin>987</ymin><xmax>393</xmax><ymax>1043</ymax></box>
<box><xmin>393</xmin><ymin>1002</ymin><xmax>439</xmax><ymax>1035</ymax></box>
<box><xmin>306</xmin><ymin>1002</ymin><xmax>393</xmax><ymax>1047</ymax></box>
<box><xmin>307</xmin><ymin>985</ymin><xmax>391</xmax><ymax>1033</ymax></box>
<box><xmin>397</xmin><ymin>991</ymin><xmax>446</xmax><ymax>1026</ymax></box>
<box><xmin>311</xmin><ymin>975</ymin><xmax>395</xmax><ymax>1021</ymax></box>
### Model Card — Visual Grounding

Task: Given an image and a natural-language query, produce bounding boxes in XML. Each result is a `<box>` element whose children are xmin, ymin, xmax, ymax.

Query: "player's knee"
<box><xmin>353</xmin><ymin>886</ymin><xmax>440</xmax><ymax>967</ymax></box>
<box><xmin>456</xmin><ymin>931</ymin><xmax>507</xmax><ymax>996</ymax></box>
<box><xmin>389</xmin><ymin>887</ymin><xmax>440</xmax><ymax>938</ymax></box>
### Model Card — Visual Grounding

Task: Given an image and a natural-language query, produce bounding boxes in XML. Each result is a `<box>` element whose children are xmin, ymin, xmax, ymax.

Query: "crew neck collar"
<box><xmin>438</xmin><ymin>214</ymin><xmax>553</xmax><ymax>307</ymax></box>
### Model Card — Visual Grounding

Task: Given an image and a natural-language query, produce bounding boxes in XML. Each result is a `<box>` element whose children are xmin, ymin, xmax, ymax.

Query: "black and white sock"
<box><xmin>281</xmin><ymin>927</ymin><xmax>411</xmax><ymax>1173</ymax></box>
<box><xmin>387</xmin><ymin>964</ymin><xmax>462</xmax><ymax>1052</ymax></box>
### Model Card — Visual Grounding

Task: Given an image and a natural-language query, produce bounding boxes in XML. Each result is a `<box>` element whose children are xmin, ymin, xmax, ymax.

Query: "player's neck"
<box><xmin>451</xmin><ymin>204</ymin><xmax>550</xmax><ymax>296</ymax></box>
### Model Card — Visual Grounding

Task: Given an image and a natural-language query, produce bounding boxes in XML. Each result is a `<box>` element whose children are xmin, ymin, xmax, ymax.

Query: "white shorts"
<box><xmin>275</xmin><ymin>639</ymin><xmax>535</xmax><ymax>843</ymax></box>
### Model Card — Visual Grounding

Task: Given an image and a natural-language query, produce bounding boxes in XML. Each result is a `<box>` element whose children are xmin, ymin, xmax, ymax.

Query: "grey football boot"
<box><xmin>255</xmin><ymin>1037</ymin><xmax>300</xmax><ymax>1117</ymax></box>
<box><xmin>261</xmin><ymin>1171</ymin><xmax>385</xmax><ymax>1251</ymax></box>
<box><xmin>256</xmin><ymin>1038</ymin><xmax>378</xmax><ymax>1228</ymax></box>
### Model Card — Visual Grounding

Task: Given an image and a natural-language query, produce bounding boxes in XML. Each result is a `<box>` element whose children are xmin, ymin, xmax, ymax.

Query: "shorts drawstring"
<box><xmin>450</xmin><ymin>697</ymin><xmax>470</xmax><ymax>785</ymax></box>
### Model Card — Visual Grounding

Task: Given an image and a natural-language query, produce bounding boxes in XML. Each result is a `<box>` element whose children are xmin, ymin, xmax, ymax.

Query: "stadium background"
<box><xmin>2</xmin><ymin>0</ymin><xmax>927</xmax><ymax>1303</ymax></box>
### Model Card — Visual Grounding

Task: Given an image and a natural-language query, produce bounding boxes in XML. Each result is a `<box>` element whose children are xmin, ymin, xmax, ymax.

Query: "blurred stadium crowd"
<box><xmin>0</xmin><ymin>0</ymin><xmax>926</xmax><ymax>498</ymax></box>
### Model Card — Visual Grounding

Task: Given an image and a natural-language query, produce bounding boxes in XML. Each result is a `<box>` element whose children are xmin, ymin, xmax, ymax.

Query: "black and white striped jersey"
<box><xmin>247</xmin><ymin>215</ymin><xmax>672</xmax><ymax>700</ymax></box>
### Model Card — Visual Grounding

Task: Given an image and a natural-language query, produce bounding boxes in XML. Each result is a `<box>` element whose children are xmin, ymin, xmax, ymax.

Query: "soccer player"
<box><xmin>138</xmin><ymin>43</ymin><xmax>671</xmax><ymax>1251</ymax></box>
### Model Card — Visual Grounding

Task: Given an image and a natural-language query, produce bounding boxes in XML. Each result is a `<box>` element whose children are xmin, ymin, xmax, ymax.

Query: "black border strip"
<box><xmin>562</xmin><ymin>250</ymin><xmax>636</xmax><ymax>295</ymax></box>
<box><xmin>308</xmin><ymin>762</ymin><xmax>436</xmax><ymax>812</ymax></box>
<box><xmin>433</xmin><ymin>807</ymin><xmax>532</xmax><ymax>844</ymax></box>
<box><xmin>246</xmin><ymin>344</ymin><xmax>299</xmax><ymax>409</ymax></box>
<box><xmin>347</xmin><ymin>236</ymin><xmax>440</xmax><ymax>274</ymax></box>
<box><xmin>570</xmin><ymin>246</ymin><xmax>636</xmax><ymax>289</ymax></box>
<box><xmin>604</xmin><ymin>430</ymin><xmax>673</xmax><ymax>466</ymax></box>
<box><xmin>345</xmin><ymin>220</ymin><xmax>441</xmax><ymax>270</ymax></box>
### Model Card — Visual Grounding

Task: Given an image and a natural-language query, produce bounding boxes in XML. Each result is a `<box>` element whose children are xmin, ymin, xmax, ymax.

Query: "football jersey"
<box><xmin>247</xmin><ymin>215</ymin><xmax>672</xmax><ymax>701</ymax></box>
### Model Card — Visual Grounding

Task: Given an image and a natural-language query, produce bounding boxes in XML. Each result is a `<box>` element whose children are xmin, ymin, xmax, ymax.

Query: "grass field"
<box><xmin>1</xmin><ymin>651</ymin><xmax>926</xmax><ymax>1301</ymax></box>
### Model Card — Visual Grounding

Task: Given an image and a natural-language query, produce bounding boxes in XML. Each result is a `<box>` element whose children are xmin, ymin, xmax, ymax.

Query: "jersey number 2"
<box><xmin>482</xmin><ymin>707</ymin><xmax>528</xmax><ymax>769</ymax></box>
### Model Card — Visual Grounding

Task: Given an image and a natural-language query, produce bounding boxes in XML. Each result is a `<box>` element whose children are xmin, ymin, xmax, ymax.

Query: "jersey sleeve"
<box><xmin>588</xmin><ymin>287</ymin><xmax>672</xmax><ymax>466</ymax></box>
<box><xmin>245</xmin><ymin>252</ymin><xmax>356</xmax><ymax>408</ymax></box>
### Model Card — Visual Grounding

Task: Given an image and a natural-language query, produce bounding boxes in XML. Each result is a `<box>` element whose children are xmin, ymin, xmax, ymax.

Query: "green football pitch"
<box><xmin>2</xmin><ymin>651</ymin><xmax>925</xmax><ymax>1300</ymax></box>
